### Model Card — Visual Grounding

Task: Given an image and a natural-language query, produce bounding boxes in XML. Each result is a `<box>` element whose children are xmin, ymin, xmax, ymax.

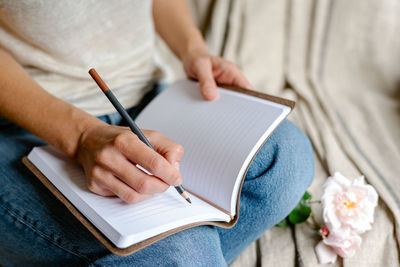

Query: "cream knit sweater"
<box><xmin>0</xmin><ymin>0</ymin><xmax>161</xmax><ymax>115</ymax></box>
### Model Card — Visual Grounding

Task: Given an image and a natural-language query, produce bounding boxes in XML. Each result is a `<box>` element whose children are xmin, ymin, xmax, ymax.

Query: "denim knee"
<box><xmin>276</xmin><ymin>120</ymin><xmax>314</xmax><ymax>185</ymax></box>
<box><xmin>215</xmin><ymin>120</ymin><xmax>314</xmax><ymax>262</ymax></box>
<box><xmin>243</xmin><ymin>120</ymin><xmax>314</xmax><ymax>217</ymax></box>
<box><xmin>266</xmin><ymin>120</ymin><xmax>314</xmax><ymax>214</ymax></box>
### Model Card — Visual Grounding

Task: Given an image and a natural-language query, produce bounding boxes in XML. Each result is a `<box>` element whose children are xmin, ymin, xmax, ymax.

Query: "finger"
<box><xmin>89</xmin><ymin>165</ymin><xmax>153</xmax><ymax>204</ymax></box>
<box><xmin>231</xmin><ymin>70</ymin><xmax>253</xmax><ymax>89</ymax></box>
<box><xmin>145</xmin><ymin>131</ymin><xmax>184</xmax><ymax>168</ymax></box>
<box><xmin>114</xmin><ymin>132</ymin><xmax>182</xmax><ymax>186</ymax></box>
<box><xmin>99</xmin><ymin>151</ymin><xmax>170</xmax><ymax>194</ymax></box>
<box><xmin>82</xmin><ymin>160</ymin><xmax>114</xmax><ymax>196</ymax></box>
<box><xmin>211</xmin><ymin>57</ymin><xmax>253</xmax><ymax>89</ymax></box>
<box><xmin>87</xmin><ymin>180</ymin><xmax>114</xmax><ymax>197</ymax></box>
<box><xmin>194</xmin><ymin>57</ymin><xmax>218</xmax><ymax>100</ymax></box>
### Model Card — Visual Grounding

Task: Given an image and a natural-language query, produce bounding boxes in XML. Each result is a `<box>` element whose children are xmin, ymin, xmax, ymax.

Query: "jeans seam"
<box><xmin>0</xmin><ymin>202</ymin><xmax>94</xmax><ymax>265</ymax></box>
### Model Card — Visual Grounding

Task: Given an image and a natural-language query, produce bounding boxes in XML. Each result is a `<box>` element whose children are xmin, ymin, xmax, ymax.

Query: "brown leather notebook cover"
<box><xmin>22</xmin><ymin>84</ymin><xmax>295</xmax><ymax>256</ymax></box>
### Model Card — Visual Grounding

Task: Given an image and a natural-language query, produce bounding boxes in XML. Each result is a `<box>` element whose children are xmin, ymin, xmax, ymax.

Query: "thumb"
<box><xmin>195</xmin><ymin>58</ymin><xmax>218</xmax><ymax>100</ymax></box>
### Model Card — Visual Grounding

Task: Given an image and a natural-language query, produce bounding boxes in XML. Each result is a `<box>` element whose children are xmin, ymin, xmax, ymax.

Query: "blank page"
<box><xmin>28</xmin><ymin>146</ymin><xmax>231</xmax><ymax>248</ymax></box>
<box><xmin>135</xmin><ymin>80</ymin><xmax>290</xmax><ymax>214</ymax></box>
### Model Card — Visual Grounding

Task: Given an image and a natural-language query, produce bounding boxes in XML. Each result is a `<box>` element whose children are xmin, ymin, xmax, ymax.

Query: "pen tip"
<box><xmin>180</xmin><ymin>190</ymin><xmax>191</xmax><ymax>204</ymax></box>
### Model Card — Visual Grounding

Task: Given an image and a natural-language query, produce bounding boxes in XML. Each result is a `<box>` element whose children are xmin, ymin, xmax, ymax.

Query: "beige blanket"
<box><xmin>156</xmin><ymin>0</ymin><xmax>400</xmax><ymax>266</ymax></box>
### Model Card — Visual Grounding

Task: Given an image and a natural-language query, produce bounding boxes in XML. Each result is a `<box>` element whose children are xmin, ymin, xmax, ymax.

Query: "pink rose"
<box><xmin>321</xmin><ymin>172</ymin><xmax>378</xmax><ymax>234</ymax></box>
<box><xmin>315</xmin><ymin>172</ymin><xmax>378</xmax><ymax>263</ymax></box>
<box><xmin>315</xmin><ymin>240</ymin><xmax>338</xmax><ymax>264</ymax></box>
<box><xmin>322</xmin><ymin>227</ymin><xmax>362</xmax><ymax>258</ymax></box>
<box><xmin>319</xmin><ymin>225</ymin><xmax>329</xmax><ymax>237</ymax></box>
<box><xmin>316</xmin><ymin>227</ymin><xmax>362</xmax><ymax>263</ymax></box>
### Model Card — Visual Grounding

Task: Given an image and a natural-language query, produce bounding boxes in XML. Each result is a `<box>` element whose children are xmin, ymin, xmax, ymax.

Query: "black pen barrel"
<box><xmin>104</xmin><ymin>90</ymin><xmax>154</xmax><ymax>150</ymax></box>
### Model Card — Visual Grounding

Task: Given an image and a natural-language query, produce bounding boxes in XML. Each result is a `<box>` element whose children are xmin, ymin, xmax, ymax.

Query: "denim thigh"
<box><xmin>0</xmin><ymin>121</ymin><xmax>103</xmax><ymax>266</ymax></box>
<box><xmin>0</xmin><ymin>117</ymin><xmax>314</xmax><ymax>266</ymax></box>
<box><xmin>0</xmin><ymin>120</ymin><xmax>227</xmax><ymax>266</ymax></box>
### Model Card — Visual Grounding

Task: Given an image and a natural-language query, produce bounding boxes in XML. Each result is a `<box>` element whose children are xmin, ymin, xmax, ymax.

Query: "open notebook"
<box><xmin>24</xmin><ymin>80</ymin><xmax>294</xmax><ymax>255</ymax></box>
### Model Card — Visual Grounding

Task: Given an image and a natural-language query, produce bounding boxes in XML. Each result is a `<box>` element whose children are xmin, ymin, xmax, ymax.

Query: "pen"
<box><xmin>88</xmin><ymin>68</ymin><xmax>191</xmax><ymax>204</ymax></box>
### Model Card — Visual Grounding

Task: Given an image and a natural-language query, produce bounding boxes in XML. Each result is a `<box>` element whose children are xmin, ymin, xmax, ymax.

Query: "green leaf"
<box><xmin>276</xmin><ymin>191</ymin><xmax>313</xmax><ymax>226</ymax></box>
<box><xmin>302</xmin><ymin>191</ymin><xmax>312</xmax><ymax>201</ymax></box>
<box><xmin>288</xmin><ymin>203</ymin><xmax>311</xmax><ymax>224</ymax></box>
<box><xmin>276</xmin><ymin>218</ymin><xmax>290</xmax><ymax>227</ymax></box>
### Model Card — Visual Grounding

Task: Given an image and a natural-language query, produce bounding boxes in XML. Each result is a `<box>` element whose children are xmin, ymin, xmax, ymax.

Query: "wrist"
<box><xmin>178</xmin><ymin>29</ymin><xmax>208</xmax><ymax>62</ymax></box>
<box><xmin>52</xmin><ymin>103</ymin><xmax>106</xmax><ymax>159</ymax></box>
<box><xmin>73</xmin><ymin>116</ymin><xmax>106</xmax><ymax>159</ymax></box>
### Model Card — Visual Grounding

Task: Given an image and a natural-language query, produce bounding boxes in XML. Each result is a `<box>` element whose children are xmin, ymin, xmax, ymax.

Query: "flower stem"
<box><xmin>310</xmin><ymin>212</ymin><xmax>321</xmax><ymax>229</ymax></box>
<box><xmin>307</xmin><ymin>200</ymin><xmax>322</xmax><ymax>204</ymax></box>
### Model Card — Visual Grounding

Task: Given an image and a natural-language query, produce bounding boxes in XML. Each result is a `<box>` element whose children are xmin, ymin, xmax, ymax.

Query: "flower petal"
<box><xmin>321</xmin><ymin>172</ymin><xmax>379</xmax><ymax>234</ymax></box>
<box><xmin>332</xmin><ymin>172</ymin><xmax>352</xmax><ymax>187</ymax></box>
<box><xmin>315</xmin><ymin>241</ymin><xmax>338</xmax><ymax>264</ymax></box>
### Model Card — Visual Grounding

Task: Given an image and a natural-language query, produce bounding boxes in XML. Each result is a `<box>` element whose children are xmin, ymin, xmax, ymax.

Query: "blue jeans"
<box><xmin>0</xmin><ymin>87</ymin><xmax>314</xmax><ymax>266</ymax></box>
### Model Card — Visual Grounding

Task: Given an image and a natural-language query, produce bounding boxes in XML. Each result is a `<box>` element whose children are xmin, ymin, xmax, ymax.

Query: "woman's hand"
<box><xmin>182</xmin><ymin>49</ymin><xmax>253</xmax><ymax>100</ymax></box>
<box><xmin>76</xmin><ymin>124</ymin><xmax>184</xmax><ymax>204</ymax></box>
<box><xmin>153</xmin><ymin>0</ymin><xmax>251</xmax><ymax>99</ymax></box>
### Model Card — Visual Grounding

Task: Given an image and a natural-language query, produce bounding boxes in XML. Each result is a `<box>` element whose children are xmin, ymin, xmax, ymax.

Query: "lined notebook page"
<box><xmin>28</xmin><ymin>146</ymin><xmax>231</xmax><ymax>248</ymax></box>
<box><xmin>135</xmin><ymin>80</ymin><xmax>290</xmax><ymax>214</ymax></box>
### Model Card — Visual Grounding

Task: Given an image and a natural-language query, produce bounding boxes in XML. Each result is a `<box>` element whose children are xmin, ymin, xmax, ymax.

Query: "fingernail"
<box><xmin>174</xmin><ymin>162</ymin><xmax>180</xmax><ymax>171</ymax></box>
<box><xmin>204</xmin><ymin>88</ymin><xmax>213</xmax><ymax>95</ymax></box>
<box><xmin>204</xmin><ymin>89</ymin><xmax>217</xmax><ymax>99</ymax></box>
<box><xmin>174</xmin><ymin>177</ymin><xmax>182</xmax><ymax>186</ymax></box>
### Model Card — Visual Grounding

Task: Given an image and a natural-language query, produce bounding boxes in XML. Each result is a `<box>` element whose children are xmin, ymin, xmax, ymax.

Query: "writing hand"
<box><xmin>76</xmin><ymin>124</ymin><xmax>184</xmax><ymax>204</ymax></box>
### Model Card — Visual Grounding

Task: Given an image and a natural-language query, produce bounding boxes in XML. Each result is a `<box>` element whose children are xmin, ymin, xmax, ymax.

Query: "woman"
<box><xmin>0</xmin><ymin>0</ymin><xmax>314</xmax><ymax>266</ymax></box>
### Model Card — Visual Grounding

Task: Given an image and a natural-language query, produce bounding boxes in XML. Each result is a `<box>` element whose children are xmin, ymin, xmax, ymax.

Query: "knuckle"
<box><xmin>148</xmin><ymin>156</ymin><xmax>163</xmax><ymax>172</ymax></box>
<box><xmin>123</xmin><ymin>191</ymin><xmax>138</xmax><ymax>204</ymax></box>
<box><xmin>95</xmin><ymin>149</ymin><xmax>109</xmax><ymax>164</ymax></box>
<box><xmin>135</xmin><ymin>179</ymin><xmax>151</xmax><ymax>194</ymax></box>
<box><xmin>114</xmin><ymin>132</ymin><xmax>130</xmax><ymax>148</ymax></box>
<box><xmin>89</xmin><ymin>166</ymin><xmax>102</xmax><ymax>179</ymax></box>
